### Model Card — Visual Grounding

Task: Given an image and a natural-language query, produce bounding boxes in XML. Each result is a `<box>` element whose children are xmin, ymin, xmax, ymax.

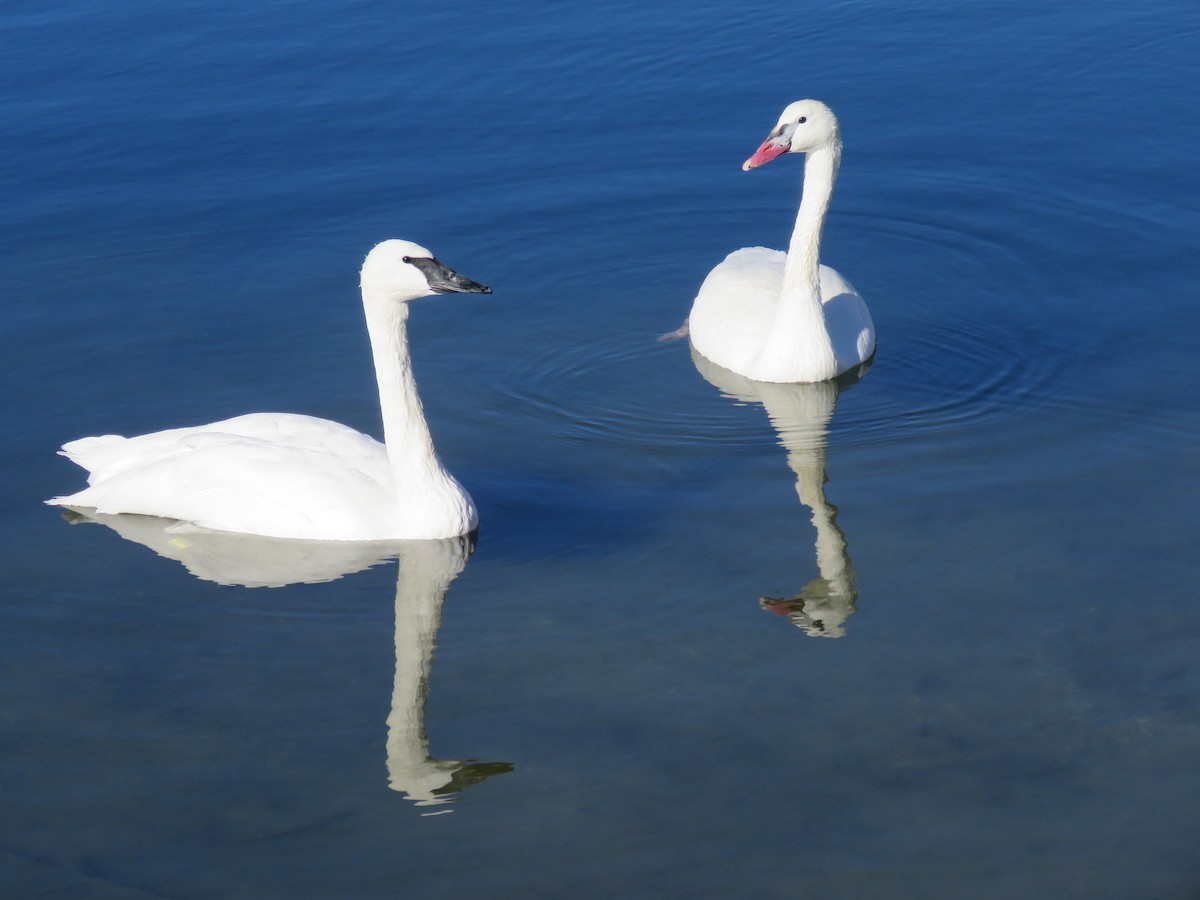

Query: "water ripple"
<box><xmin>835</xmin><ymin>314</ymin><xmax>1071</xmax><ymax>446</ymax></box>
<box><xmin>473</xmin><ymin>165</ymin><xmax>1194</xmax><ymax>461</ymax></box>
<box><xmin>480</xmin><ymin>310</ymin><xmax>1082</xmax><ymax>463</ymax></box>
<box><xmin>480</xmin><ymin>329</ymin><xmax>773</xmax><ymax>460</ymax></box>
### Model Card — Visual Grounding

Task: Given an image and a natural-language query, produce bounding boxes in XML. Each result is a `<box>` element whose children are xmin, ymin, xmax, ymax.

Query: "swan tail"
<box><xmin>49</xmin><ymin>434</ymin><xmax>135</xmax><ymax>506</ymax></box>
<box><xmin>45</xmin><ymin>492</ymin><xmax>88</xmax><ymax>508</ymax></box>
<box><xmin>57</xmin><ymin>434</ymin><xmax>128</xmax><ymax>469</ymax></box>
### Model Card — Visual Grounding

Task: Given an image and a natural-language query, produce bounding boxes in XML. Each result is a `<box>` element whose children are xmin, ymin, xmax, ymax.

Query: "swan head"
<box><xmin>742</xmin><ymin>99</ymin><xmax>841</xmax><ymax>171</ymax></box>
<box><xmin>361</xmin><ymin>239</ymin><xmax>492</xmax><ymax>302</ymax></box>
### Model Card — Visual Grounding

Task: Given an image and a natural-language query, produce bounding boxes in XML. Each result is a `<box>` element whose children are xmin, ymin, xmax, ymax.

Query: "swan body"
<box><xmin>47</xmin><ymin>240</ymin><xmax>492</xmax><ymax>541</ymax></box>
<box><xmin>688</xmin><ymin>100</ymin><xmax>875</xmax><ymax>383</ymax></box>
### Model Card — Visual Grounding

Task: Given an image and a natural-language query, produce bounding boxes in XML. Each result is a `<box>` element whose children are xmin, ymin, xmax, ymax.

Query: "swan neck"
<box><xmin>755</xmin><ymin>144</ymin><xmax>841</xmax><ymax>380</ymax></box>
<box><xmin>782</xmin><ymin>144</ymin><xmax>839</xmax><ymax>296</ymax></box>
<box><xmin>361</xmin><ymin>288</ymin><xmax>443</xmax><ymax>484</ymax></box>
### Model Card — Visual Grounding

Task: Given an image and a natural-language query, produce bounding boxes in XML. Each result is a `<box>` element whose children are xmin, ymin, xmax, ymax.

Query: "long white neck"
<box><xmin>361</xmin><ymin>288</ymin><xmax>451</xmax><ymax>499</ymax></box>
<box><xmin>755</xmin><ymin>144</ymin><xmax>841</xmax><ymax>381</ymax></box>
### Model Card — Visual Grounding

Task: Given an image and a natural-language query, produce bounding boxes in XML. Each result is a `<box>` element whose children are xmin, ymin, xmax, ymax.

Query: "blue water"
<box><xmin>4</xmin><ymin>0</ymin><xmax>1200</xmax><ymax>896</ymax></box>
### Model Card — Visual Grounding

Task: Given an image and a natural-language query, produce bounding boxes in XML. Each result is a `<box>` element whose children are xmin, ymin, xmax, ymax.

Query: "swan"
<box><xmin>687</xmin><ymin>100</ymin><xmax>875</xmax><ymax>383</ymax></box>
<box><xmin>47</xmin><ymin>240</ymin><xmax>492</xmax><ymax>541</ymax></box>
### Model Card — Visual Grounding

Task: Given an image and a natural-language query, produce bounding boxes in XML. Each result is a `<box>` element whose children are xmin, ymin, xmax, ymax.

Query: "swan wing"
<box><xmin>58</xmin><ymin>413</ymin><xmax>382</xmax><ymax>480</ymax></box>
<box><xmin>49</xmin><ymin>414</ymin><xmax>399</xmax><ymax>540</ymax></box>
<box><xmin>819</xmin><ymin>267</ymin><xmax>876</xmax><ymax>370</ymax></box>
<box><xmin>688</xmin><ymin>247</ymin><xmax>786</xmax><ymax>376</ymax></box>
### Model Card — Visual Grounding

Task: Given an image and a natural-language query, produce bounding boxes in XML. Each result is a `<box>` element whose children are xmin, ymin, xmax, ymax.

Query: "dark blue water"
<box><xmin>4</xmin><ymin>1</ymin><xmax>1200</xmax><ymax>896</ymax></box>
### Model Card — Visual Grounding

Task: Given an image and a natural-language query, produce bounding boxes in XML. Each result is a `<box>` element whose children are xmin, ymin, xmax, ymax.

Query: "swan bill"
<box><xmin>743</xmin><ymin>137</ymin><xmax>790</xmax><ymax>171</ymax></box>
<box><xmin>404</xmin><ymin>256</ymin><xmax>493</xmax><ymax>295</ymax></box>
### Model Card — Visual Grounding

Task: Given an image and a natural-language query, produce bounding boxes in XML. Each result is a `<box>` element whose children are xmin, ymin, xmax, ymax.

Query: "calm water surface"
<box><xmin>3</xmin><ymin>1</ymin><xmax>1200</xmax><ymax>897</ymax></box>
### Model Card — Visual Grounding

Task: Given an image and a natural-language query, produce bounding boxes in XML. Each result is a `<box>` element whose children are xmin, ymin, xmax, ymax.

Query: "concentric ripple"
<box><xmin>832</xmin><ymin>313</ymin><xmax>1073</xmax><ymax>447</ymax></box>
<box><xmin>471</xmin><ymin>166</ymin><xmax>1194</xmax><ymax>464</ymax></box>
<box><xmin>476</xmin><ymin>308</ymin><xmax>1083</xmax><ymax>468</ymax></box>
<box><xmin>480</xmin><ymin>328</ymin><xmax>777</xmax><ymax>462</ymax></box>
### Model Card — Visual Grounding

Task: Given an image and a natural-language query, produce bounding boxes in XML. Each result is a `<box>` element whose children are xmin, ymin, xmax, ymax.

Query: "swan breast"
<box><xmin>689</xmin><ymin>248</ymin><xmax>872</xmax><ymax>380</ymax></box>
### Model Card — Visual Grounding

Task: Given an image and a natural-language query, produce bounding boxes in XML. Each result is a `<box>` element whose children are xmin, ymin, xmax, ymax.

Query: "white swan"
<box><xmin>687</xmin><ymin>100</ymin><xmax>875</xmax><ymax>383</ymax></box>
<box><xmin>47</xmin><ymin>240</ymin><xmax>492</xmax><ymax>541</ymax></box>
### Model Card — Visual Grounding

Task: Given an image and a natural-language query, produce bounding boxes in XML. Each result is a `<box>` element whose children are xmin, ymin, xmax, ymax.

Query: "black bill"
<box><xmin>404</xmin><ymin>256</ymin><xmax>493</xmax><ymax>295</ymax></box>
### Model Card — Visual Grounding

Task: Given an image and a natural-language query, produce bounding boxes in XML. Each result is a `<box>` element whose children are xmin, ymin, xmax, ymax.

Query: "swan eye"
<box><xmin>402</xmin><ymin>256</ymin><xmax>412</xmax><ymax>263</ymax></box>
<box><xmin>797</xmin><ymin>116</ymin><xmax>807</xmax><ymax>124</ymax></box>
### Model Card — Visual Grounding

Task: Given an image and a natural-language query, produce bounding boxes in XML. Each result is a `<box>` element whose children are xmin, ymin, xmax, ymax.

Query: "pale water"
<box><xmin>3</xmin><ymin>1</ymin><xmax>1199</xmax><ymax>897</ymax></box>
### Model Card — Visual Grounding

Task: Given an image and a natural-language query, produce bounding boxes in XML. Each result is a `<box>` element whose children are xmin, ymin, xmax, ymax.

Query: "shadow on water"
<box><xmin>690</xmin><ymin>347</ymin><xmax>869</xmax><ymax>638</ymax></box>
<box><xmin>56</xmin><ymin>508</ymin><xmax>512</xmax><ymax>814</ymax></box>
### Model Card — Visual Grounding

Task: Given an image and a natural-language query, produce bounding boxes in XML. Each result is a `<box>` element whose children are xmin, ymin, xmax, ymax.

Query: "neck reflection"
<box><xmin>691</xmin><ymin>348</ymin><xmax>867</xmax><ymax>638</ymax></box>
<box><xmin>385</xmin><ymin>536</ymin><xmax>513</xmax><ymax>811</ymax></box>
<box><xmin>55</xmin><ymin>509</ymin><xmax>512</xmax><ymax>810</ymax></box>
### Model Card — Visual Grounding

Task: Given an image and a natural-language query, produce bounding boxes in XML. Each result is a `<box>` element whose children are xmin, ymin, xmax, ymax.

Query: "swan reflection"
<box><xmin>691</xmin><ymin>348</ymin><xmax>866</xmax><ymax>638</ymax></box>
<box><xmin>59</xmin><ymin>509</ymin><xmax>512</xmax><ymax>810</ymax></box>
